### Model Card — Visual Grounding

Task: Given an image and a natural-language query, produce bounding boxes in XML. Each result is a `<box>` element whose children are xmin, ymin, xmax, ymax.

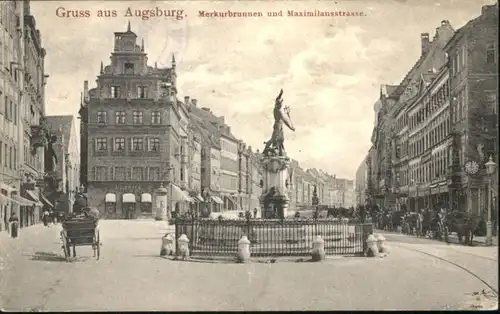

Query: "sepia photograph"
<box><xmin>0</xmin><ymin>0</ymin><xmax>498</xmax><ymax>311</ymax></box>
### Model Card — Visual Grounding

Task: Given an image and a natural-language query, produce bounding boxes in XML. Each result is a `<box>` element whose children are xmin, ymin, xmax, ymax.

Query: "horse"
<box><xmin>443</xmin><ymin>211</ymin><xmax>482</xmax><ymax>245</ymax></box>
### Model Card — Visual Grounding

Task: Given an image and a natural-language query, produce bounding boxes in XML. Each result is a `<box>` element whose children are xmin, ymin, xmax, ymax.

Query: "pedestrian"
<box><xmin>42</xmin><ymin>209</ymin><xmax>49</xmax><ymax>227</ymax></box>
<box><xmin>9</xmin><ymin>212</ymin><xmax>19</xmax><ymax>238</ymax></box>
<box><xmin>253</xmin><ymin>207</ymin><xmax>258</xmax><ymax>219</ymax></box>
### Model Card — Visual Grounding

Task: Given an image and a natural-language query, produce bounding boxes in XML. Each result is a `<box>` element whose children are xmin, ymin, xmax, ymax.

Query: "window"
<box><xmin>124</xmin><ymin>62</ymin><xmax>134</xmax><ymax>75</ymax></box>
<box><xmin>486</xmin><ymin>44</ymin><xmax>496</xmax><ymax>64</ymax></box>
<box><xmin>97</xmin><ymin>111</ymin><xmax>107</xmax><ymax>123</ymax></box>
<box><xmin>114</xmin><ymin>167</ymin><xmax>126</xmax><ymax>181</ymax></box>
<box><xmin>110</xmin><ymin>86</ymin><xmax>120</xmax><ymax>98</ymax></box>
<box><xmin>96</xmin><ymin>138</ymin><xmax>107</xmax><ymax>151</ymax></box>
<box><xmin>149</xmin><ymin>167</ymin><xmax>160</xmax><ymax>181</ymax></box>
<box><xmin>0</xmin><ymin>141</ymin><xmax>2</xmax><ymax>166</ymax></box>
<box><xmin>13</xmin><ymin>148</ymin><xmax>16</xmax><ymax>170</ymax></box>
<box><xmin>114</xmin><ymin>138</ymin><xmax>125</xmax><ymax>151</ymax></box>
<box><xmin>115</xmin><ymin>111</ymin><xmax>125</xmax><ymax>124</ymax></box>
<box><xmin>132</xmin><ymin>138</ymin><xmax>143</xmax><ymax>151</ymax></box>
<box><xmin>180</xmin><ymin>168</ymin><xmax>185</xmax><ymax>181</ymax></box>
<box><xmin>132</xmin><ymin>111</ymin><xmax>143</xmax><ymax>124</ymax></box>
<box><xmin>132</xmin><ymin>167</ymin><xmax>143</xmax><ymax>181</ymax></box>
<box><xmin>149</xmin><ymin>138</ymin><xmax>160</xmax><ymax>152</ymax></box>
<box><xmin>137</xmin><ymin>86</ymin><xmax>146</xmax><ymax>99</ymax></box>
<box><xmin>9</xmin><ymin>147</ymin><xmax>12</xmax><ymax>169</ymax></box>
<box><xmin>95</xmin><ymin>167</ymin><xmax>108</xmax><ymax>181</ymax></box>
<box><xmin>151</xmin><ymin>111</ymin><xmax>161</xmax><ymax>124</ymax></box>
<box><xmin>485</xmin><ymin>91</ymin><xmax>497</xmax><ymax>114</ymax></box>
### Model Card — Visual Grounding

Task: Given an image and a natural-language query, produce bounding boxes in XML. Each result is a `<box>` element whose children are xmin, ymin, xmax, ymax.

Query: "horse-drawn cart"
<box><xmin>60</xmin><ymin>216</ymin><xmax>101</xmax><ymax>262</ymax></box>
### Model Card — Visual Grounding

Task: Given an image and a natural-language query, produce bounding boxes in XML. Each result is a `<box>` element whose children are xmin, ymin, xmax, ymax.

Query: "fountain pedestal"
<box><xmin>259</xmin><ymin>155</ymin><xmax>291</xmax><ymax>219</ymax></box>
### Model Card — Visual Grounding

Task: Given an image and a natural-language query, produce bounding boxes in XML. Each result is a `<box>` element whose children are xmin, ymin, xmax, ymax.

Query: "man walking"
<box><xmin>253</xmin><ymin>208</ymin><xmax>258</xmax><ymax>219</ymax></box>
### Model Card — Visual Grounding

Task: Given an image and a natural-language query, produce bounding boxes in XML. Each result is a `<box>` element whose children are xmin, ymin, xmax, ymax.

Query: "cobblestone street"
<box><xmin>0</xmin><ymin>221</ymin><xmax>497</xmax><ymax>311</ymax></box>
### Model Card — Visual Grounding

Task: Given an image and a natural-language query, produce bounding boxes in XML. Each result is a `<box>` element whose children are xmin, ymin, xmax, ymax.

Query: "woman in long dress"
<box><xmin>42</xmin><ymin>210</ymin><xmax>49</xmax><ymax>227</ymax></box>
<box><xmin>9</xmin><ymin>213</ymin><xmax>19</xmax><ymax>238</ymax></box>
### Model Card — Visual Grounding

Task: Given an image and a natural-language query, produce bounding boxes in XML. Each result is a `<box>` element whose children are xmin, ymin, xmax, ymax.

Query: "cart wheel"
<box><xmin>61</xmin><ymin>231</ymin><xmax>70</xmax><ymax>263</ymax></box>
<box><xmin>96</xmin><ymin>232</ymin><xmax>100</xmax><ymax>260</ymax></box>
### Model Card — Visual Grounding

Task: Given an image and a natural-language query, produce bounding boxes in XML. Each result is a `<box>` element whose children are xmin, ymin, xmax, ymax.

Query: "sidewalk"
<box><xmin>472</xmin><ymin>236</ymin><xmax>498</xmax><ymax>246</ymax></box>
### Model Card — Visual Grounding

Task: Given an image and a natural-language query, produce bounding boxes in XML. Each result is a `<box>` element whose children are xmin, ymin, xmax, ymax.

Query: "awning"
<box><xmin>211</xmin><ymin>196</ymin><xmax>223</xmax><ymax>204</ymax></box>
<box><xmin>26</xmin><ymin>191</ymin><xmax>44</xmax><ymax>207</ymax></box>
<box><xmin>40</xmin><ymin>193</ymin><xmax>54</xmax><ymax>208</ymax></box>
<box><xmin>122</xmin><ymin>193</ymin><xmax>136</xmax><ymax>203</ymax></box>
<box><xmin>105</xmin><ymin>193</ymin><xmax>116</xmax><ymax>203</ymax></box>
<box><xmin>224</xmin><ymin>195</ymin><xmax>236</xmax><ymax>204</ymax></box>
<box><xmin>141</xmin><ymin>193</ymin><xmax>152</xmax><ymax>203</ymax></box>
<box><xmin>171</xmin><ymin>184</ymin><xmax>193</xmax><ymax>202</ymax></box>
<box><xmin>13</xmin><ymin>195</ymin><xmax>37</xmax><ymax>207</ymax></box>
<box><xmin>195</xmin><ymin>194</ymin><xmax>204</xmax><ymax>202</ymax></box>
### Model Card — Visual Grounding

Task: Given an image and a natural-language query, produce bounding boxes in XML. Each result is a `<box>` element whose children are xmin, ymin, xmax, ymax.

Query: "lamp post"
<box><xmin>485</xmin><ymin>156</ymin><xmax>496</xmax><ymax>246</ymax></box>
<box><xmin>411</xmin><ymin>179</ymin><xmax>419</xmax><ymax>212</ymax></box>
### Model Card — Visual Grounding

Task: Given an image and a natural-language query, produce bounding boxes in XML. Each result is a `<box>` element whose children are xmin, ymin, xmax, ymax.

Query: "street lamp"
<box><xmin>485</xmin><ymin>156</ymin><xmax>496</xmax><ymax>246</ymax></box>
<box><xmin>411</xmin><ymin>179</ymin><xmax>420</xmax><ymax>212</ymax></box>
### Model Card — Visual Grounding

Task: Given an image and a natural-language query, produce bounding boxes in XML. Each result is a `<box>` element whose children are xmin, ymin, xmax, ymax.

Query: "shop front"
<box><xmin>140</xmin><ymin>193</ymin><xmax>153</xmax><ymax>216</ymax></box>
<box><xmin>105</xmin><ymin>193</ymin><xmax>117</xmax><ymax>218</ymax></box>
<box><xmin>122</xmin><ymin>193</ymin><xmax>137</xmax><ymax>219</ymax></box>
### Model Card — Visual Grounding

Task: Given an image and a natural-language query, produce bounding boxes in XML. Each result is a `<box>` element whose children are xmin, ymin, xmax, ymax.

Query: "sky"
<box><xmin>30</xmin><ymin>0</ymin><xmax>494</xmax><ymax>179</ymax></box>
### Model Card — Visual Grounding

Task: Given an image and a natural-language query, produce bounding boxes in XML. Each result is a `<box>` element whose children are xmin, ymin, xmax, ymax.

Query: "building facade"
<box><xmin>362</xmin><ymin>3</ymin><xmax>498</xmax><ymax>218</ymax></box>
<box><xmin>444</xmin><ymin>3</ymin><xmax>498</xmax><ymax>215</ymax></box>
<box><xmin>190</xmin><ymin>110</ymin><xmax>223</xmax><ymax>215</ymax></box>
<box><xmin>249</xmin><ymin>150</ymin><xmax>262</xmax><ymax>215</ymax></box>
<box><xmin>367</xmin><ymin>19</ymin><xmax>454</xmax><ymax>210</ymax></box>
<box><xmin>355</xmin><ymin>157</ymin><xmax>368</xmax><ymax>206</ymax></box>
<box><xmin>45</xmin><ymin>115</ymin><xmax>80</xmax><ymax>214</ymax></box>
<box><xmin>1</xmin><ymin>0</ymin><xmax>24</xmax><ymax>231</ymax></box>
<box><xmin>81</xmin><ymin>23</ymin><xmax>190</xmax><ymax>219</ymax></box>
<box><xmin>1</xmin><ymin>0</ymin><xmax>49</xmax><ymax>231</ymax></box>
<box><xmin>237</xmin><ymin>141</ymin><xmax>250</xmax><ymax>212</ymax></box>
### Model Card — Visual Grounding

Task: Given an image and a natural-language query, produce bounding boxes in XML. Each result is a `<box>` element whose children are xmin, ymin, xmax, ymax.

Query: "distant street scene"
<box><xmin>0</xmin><ymin>0</ymin><xmax>498</xmax><ymax>312</ymax></box>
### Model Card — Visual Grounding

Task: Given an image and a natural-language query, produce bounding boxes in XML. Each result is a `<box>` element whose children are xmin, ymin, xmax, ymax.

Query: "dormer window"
<box><xmin>124</xmin><ymin>62</ymin><xmax>134</xmax><ymax>75</ymax></box>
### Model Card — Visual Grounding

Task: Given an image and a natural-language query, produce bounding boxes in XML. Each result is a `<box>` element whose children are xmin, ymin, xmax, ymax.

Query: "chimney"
<box><xmin>481</xmin><ymin>5</ymin><xmax>493</xmax><ymax>15</ymax></box>
<box><xmin>184</xmin><ymin>96</ymin><xmax>190</xmax><ymax>105</ymax></box>
<box><xmin>421</xmin><ymin>33</ymin><xmax>430</xmax><ymax>55</ymax></box>
<box><xmin>83</xmin><ymin>80</ymin><xmax>89</xmax><ymax>102</ymax></box>
<box><xmin>191</xmin><ymin>99</ymin><xmax>197</xmax><ymax>107</ymax></box>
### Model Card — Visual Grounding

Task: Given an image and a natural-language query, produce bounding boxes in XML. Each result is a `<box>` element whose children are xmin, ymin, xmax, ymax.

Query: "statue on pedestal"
<box><xmin>262</xmin><ymin>89</ymin><xmax>295</xmax><ymax>157</ymax></box>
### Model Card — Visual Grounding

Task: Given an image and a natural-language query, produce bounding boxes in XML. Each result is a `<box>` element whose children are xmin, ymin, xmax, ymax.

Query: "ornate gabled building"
<box><xmin>80</xmin><ymin>22</ymin><xmax>190</xmax><ymax>219</ymax></box>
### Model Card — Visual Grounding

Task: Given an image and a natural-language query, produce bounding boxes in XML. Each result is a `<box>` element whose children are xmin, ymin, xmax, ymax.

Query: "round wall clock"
<box><xmin>464</xmin><ymin>160</ymin><xmax>479</xmax><ymax>175</ymax></box>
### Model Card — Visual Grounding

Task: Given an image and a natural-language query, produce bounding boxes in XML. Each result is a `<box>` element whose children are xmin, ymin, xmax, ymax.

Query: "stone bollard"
<box><xmin>364</xmin><ymin>234</ymin><xmax>379</xmax><ymax>257</ymax></box>
<box><xmin>177</xmin><ymin>234</ymin><xmax>190</xmax><ymax>260</ymax></box>
<box><xmin>375</xmin><ymin>234</ymin><xmax>389</xmax><ymax>255</ymax></box>
<box><xmin>160</xmin><ymin>233</ymin><xmax>175</xmax><ymax>257</ymax></box>
<box><xmin>236</xmin><ymin>235</ymin><xmax>251</xmax><ymax>263</ymax></box>
<box><xmin>311</xmin><ymin>235</ymin><xmax>325</xmax><ymax>262</ymax></box>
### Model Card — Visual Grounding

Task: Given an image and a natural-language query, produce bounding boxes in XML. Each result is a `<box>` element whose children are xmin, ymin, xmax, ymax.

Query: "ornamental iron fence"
<box><xmin>174</xmin><ymin>218</ymin><xmax>373</xmax><ymax>257</ymax></box>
